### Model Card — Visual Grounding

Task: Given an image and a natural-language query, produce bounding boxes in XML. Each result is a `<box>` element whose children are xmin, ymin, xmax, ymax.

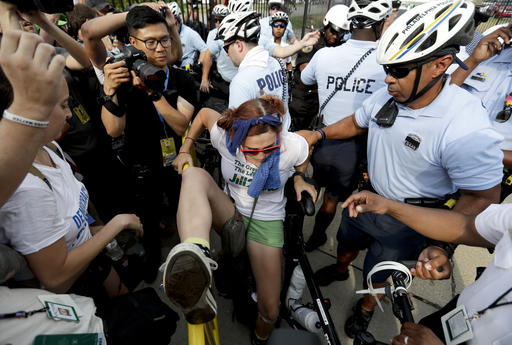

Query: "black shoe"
<box><xmin>304</xmin><ymin>232</ymin><xmax>327</xmax><ymax>252</ymax></box>
<box><xmin>344</xmin><ymin>298</ymin><xmax>374</xmax><ymax>339</ymax></box>
<box><xmin>314</xmin><ymin>264</ymin><xmax>349</xmax><ymax>286</ymax></box>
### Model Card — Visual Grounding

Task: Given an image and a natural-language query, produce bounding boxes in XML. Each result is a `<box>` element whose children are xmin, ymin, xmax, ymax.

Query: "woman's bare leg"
<box><xmin>177</xmin><ymin>167</ymin><xmax>234</xmax><ymax>244</ymax></box>
<box><xmin>247</xmin><ymin>239</ymin><xmax>282</xmax><ymax>340</ymax></box>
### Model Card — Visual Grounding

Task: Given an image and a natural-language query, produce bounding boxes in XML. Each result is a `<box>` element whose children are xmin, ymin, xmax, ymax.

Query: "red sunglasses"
<box><xmin>240</xmin><ymin>133</ymin><xmax>281</xmax><ymax>155</ymax></box>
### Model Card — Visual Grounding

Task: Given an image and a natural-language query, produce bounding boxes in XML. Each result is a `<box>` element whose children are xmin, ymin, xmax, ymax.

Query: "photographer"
<box><xmin>98</xmin><ymin>5</ymin><xmax>196</xmax><ymax>282</ymax></box>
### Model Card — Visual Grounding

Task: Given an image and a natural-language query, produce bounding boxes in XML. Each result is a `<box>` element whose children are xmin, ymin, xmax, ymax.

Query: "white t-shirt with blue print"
<box><xmin>180</xmin><ymin>24</ymin><xmax>208</xmax><ymax>67</ymax></box>
<box><xmin>301</xmin><ymin>39</ymin><xmax>386</xmax><ymax>125</ymax></box>
<box><xmin>355</xmin><ymin>83</ymin><xmax>504</xmax><ymax>201</ymax></box>
<box><xmin>229</xmin><ymin>45</ymin><xmax>291</xmax><ymax>130</ymax></box>
<box><xmin>206</xmin><ymin>28</ymin><xmax>238</xmax><ymax>82</ymax></box>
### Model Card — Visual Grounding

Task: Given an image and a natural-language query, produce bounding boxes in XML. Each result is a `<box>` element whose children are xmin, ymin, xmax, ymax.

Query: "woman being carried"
<box><xmin>165</xmin><ymin>95</ymin><xmax>316</xmax><ymax>344</ymax></box>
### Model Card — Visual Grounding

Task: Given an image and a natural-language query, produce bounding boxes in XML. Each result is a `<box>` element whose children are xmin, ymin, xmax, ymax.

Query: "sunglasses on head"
<box><xmin>272</xmin><ymin>22</ymin><xmax>286</xmax><ymax>29</ymax></box>
<box><xmin>240</xmin><ymin>133</ymin><xmax>281</xmax><ymax>155</ymax></box>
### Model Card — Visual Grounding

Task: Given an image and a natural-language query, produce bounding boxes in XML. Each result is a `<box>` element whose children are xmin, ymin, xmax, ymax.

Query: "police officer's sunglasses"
<box><xmin>270</xmin><ymin>4</ymin><xmax>282</xmax><ymax>10</ymax></box>
<box><xmin>240</xmin><ymin>134</ymin><xmax>281</xmax><ymax>155</ymax></box>
<box><xmin>383</xmin><ymin>64</ymin><xmax>418</xmax><ymax>79</ymax></box>
<box><xmin>214</xmin><ymin>16</ymin><xmax>223</xmax><ymax>23</ymax></box>
<box><xmin>272</xmin><ymin>23</ymin><xmax>286</xmax><ymax>28</ymax></box>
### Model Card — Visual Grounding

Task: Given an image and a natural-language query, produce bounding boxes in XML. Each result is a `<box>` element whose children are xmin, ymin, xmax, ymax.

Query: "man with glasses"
<box><xmin>200</xmin><ymin>4</ymin><xmax>237</xmax><ymax>95</ymax></box>
<box><xmin>85</xmin><ymin>5</ymin><xmax>197</xmax><ymax>283</ymax></box>
<box><xmin>299</xmin><ymin>0</ymin><xmax>503</xmax><ymax>338</ymax></box>
<box><xmin>289</xmin><ymin>5</ymin><xmax>351</xmax><ymax>131</ymax></box>
<box><xmin>300</xmin><ymin>0</ymin><xmax>388</xmax><ymax>262</ymax></box>
<box><xmin>259</xmin><ymin>0</ymin><xmax>296</xmax><ymax>45</ymax></box>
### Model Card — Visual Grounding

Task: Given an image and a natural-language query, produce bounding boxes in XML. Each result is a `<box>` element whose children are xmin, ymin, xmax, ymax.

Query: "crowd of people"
<box><xmin>0</xmin><ymin>0</ymin><xmax>511</xmax><ymax>344</ymax></box>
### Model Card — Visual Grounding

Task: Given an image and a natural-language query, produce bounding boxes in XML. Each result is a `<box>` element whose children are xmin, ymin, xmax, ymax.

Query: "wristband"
<box><xmin>179</xmin><ymin>151</ymin><xmax>191</xmax><ymax>155</ymax></box>
<box><xmin>293</xmin><ymin>171</ymin><xmax>306</xmax><ymax>179</ymax></box>
<box><xmin>315</xmin><ymin>128</ymin><xmax>326</xmax><ymax>142</ymax></box>
<box><xmin>2</xmin><ymin>110</ymin><xmax>49</xmax><ymax>128</ymax></box>
<box><xmin>185</xmin><ymin>136</ymin><xmax>196</xmax><ymax>142</ymax></box>
<box><xmin>103</xmin><ymin>100</ymin><xmax>125</xmax><ymax>118</ymax></box>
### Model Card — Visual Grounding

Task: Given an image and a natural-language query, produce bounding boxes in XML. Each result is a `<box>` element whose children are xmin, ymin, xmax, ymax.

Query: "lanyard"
<box><xmin>471</xmin><ymin>286</ymin><xmax>512</xmax><ymax>320</ymax></box>
<box><xmin>0</xmin><ymin>307</ymin><xmax>47</xmax><ymax>320</ymax></box>
<box><xmin>154</xmin><ymin>68</ymin><xmax>170</xmax><ymax>137</ymax></box>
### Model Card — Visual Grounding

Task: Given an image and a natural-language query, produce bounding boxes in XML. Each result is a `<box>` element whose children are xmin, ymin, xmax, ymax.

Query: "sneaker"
<box><xmin>344</xmin><ymin>298</ymin><xmax>374</xmax><ymax>339</ymax></box>
<box><xmin>162</xmin><ymin>242</ymin><xmax>218</xmax><ymax>324</ymax></box>
<box><xmin>304</xmin><ymin>232</ymin><xmax>327</xmax><ymax>252</ymax></box>
<box><xmin>314</xmin><ymin>264</ymin><xmax>349</xmax><ymax>286</ymax></box>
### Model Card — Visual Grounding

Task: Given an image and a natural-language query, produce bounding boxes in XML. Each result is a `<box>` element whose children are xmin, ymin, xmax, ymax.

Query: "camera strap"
<box><xmin>154</xmin><ymin>68</ymin><xmax>171</xmax><ymax>137</ymax></box>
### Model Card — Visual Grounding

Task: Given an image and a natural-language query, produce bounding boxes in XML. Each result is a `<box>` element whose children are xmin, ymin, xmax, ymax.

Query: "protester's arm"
<box><xmin>200</xmin><ymin>49</ymin><xmax>213</xmax><ymax>93</ymax></box>
<box><xmin>25</xmin><ymin>214</ymin><xmax>142</xmax><ymax>293</ymax></box>
<box><xmin>451</xmin><ymin>26</ymin><xmax>512</xmax><ymax>86</ymax></box>
<box><xmin>270</xmin><ymin>31</ymin><xmax>320</xmax><ymax>58</ymax></box>
<box><xmin>341</xmin><ymin>191</ymin><xmax>493</xmax><ymax>248</ymax></box>
<box><xmin>22</xmin><ymin>10</ymin><xmax>91</xmax><ymax>70</ymax></box>
<box><xmin>172</xmin><ymin>107</ymin><xmax>221</xmax><ymax>174</ymax></box>
<box><xmin>81</xmin><ymin>12</ymin><xmax>128</xmax><ymax>69</ymax></box>
<box><xmin>0</xmin><ymin>30</ymin><xmax>65</xmax><ymax>207</ymax></box>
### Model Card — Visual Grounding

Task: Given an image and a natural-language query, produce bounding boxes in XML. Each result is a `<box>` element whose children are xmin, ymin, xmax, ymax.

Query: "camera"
<box><xmin>106</xmin><ymin>45</ymin><xmax>167</xmax><ymax>94</ymax></box>
<box><xmin>3</xmin><ymin>0</ymin><xmax>74</xmax><ymax>13</ymax></box>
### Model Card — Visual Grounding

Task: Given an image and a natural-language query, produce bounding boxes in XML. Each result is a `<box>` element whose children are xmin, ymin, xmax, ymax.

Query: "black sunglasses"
<box><xmin>383</xmin><ymin>64</ymin><xmax>418</xmax><ymax>79</ymax></box>
<box><xmin>272</xmin><ymin>22</ymin><xmax>286</xmax><ymax>28</ymax></box>
<box><xmin>223</xmin><ymin>41</ymin><xmax>234</xmax><ymax>54</ymax></box>
<box><xmin>270</xmin><ymin>5</ymin><xmax>282</xmax><ymax>10</ymax></box>
<box><xmin>496</xmin><ymin>95</ymin><xmax>512</xmax><ymax>123</ymax></box>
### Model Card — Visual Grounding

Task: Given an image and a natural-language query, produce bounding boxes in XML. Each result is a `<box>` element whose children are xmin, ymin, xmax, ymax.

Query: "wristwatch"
<box><xmin>100</xmin><ymin>90</ymin><xmax>125</xmax><ymax>118</ymax></box>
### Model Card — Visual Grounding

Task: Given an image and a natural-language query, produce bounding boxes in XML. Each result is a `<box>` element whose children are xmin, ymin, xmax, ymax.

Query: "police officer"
<box><xmin>259</xmin><ymin>0</ymin><xmax>296</xmax><ymax>45</ymax></box>
<box><xmin>167</xmin><ymin>2</ymin><xmax>208</xmax><ymax>67</ymax></box>
<box><xmin>289</xmin><ymin>4</ymin><xmax>351</xmax><ymax>131</ymax></box>
<box><xmin>451</xmin><ymin>24</ymin><xmax>512</xmax><ymax>200</ymax></box>
<box><xmin>300</xmin><ymin>0</ymin><xmax>391</xmax><ymax>263</ymax></box>
<box><xmin>301</xmin><ymin>0</ymin><xmax>503</xmax><ymax>338</ymax></box>
<box><xmin>216</xmin><ymin>11</ymin><xmax>319</xmax><ymax>130</ymax></box>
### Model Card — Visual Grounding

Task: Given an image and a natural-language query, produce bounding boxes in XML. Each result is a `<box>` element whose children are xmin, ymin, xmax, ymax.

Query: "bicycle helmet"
<box><xmin>348</xmin><ymin>0</ymin><xmax>392</xmax><ymax>28</ymax></box>
<box><xmin>228</xmin><ymin>0</ymin><xmax>253</xmax><ymax>13</ymax></box>
<box><xmin>167</xmin><ymin>2</ymin><xmax>181</xmax><ymax>17</ymax></box>
<box><xmin>270</xmin><ymin>11</ymin><xmax>289</xmax><ymax>25</ymax></box>
<box><xmin>323</xmin><ymin>4</ymin><xmax>351</xmax><ymax>32</ymax></box>
<box><xmin>269</xmin><ymin>0</ymin><xmax>284</xmax><ymax>6</ymax></box>
<box><xmin>212</xmin><ymin>4</ymin><xmax>230</xmax><ymax>18</ymax></box>
<box><xmin>216</xmin><ymin>11</ymin><xmax>261</xmax><ymax>43</ymax></box>
<box><xmin>377</xmin><ymin>0</ymin><xmax>475</xmax><ymax>65</ymax></box>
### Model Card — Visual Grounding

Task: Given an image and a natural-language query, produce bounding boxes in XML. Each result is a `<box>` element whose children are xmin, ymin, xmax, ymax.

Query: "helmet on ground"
<box><xmin>228</xmin><ymin>0</ymin><xmax>253</xmax><ymax>13</ymax></box>
<box><xmin>348</xmin><ymin>0</ymin><xmax>392</xmax><ymax>28</ymax></box>
<box><xmin>270</xmin><ymin>11</ymin><xmax>289</xmax><ymax>25</ymax></box>
<box><xmin>167</xmin><ymin>2</ymin><xmax>181</xmax><ymax>17</ymax></box>
<box><xmin>323</xmin><ymin>5</ymin><xmax>351</xmax><ymax>32</ymax></box>
<box><xmin>377</xmin><ymin>0</ymin><xmax>475</xmax><ymax>66</ymax></box>
<box><xmin>212</xmin><ymin>4</ymin><xmax>230</xmax><ymax>17</ymax></box>
<box><xmin>216</xmin><ymin>11</ymin><xmax>260</xmax><ymax>42</ymax></box>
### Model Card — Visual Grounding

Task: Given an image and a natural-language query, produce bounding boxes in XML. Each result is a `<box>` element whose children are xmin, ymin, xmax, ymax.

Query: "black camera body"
<box><xmin>4</xmin><ymin>0</ymin><xmax>73</xmax><ymax>13</ymax></box>
<box><xmin>107</xmin><ymin>45</ymin><xmax>166</xmax><ymax>94</ymax></box>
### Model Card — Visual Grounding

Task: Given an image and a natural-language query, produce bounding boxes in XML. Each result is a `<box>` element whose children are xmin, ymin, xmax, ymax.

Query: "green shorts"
<box><xmin>243</xmin><ymin>215</ymin><xmax>284</xmax><ymax>248</ymax></box>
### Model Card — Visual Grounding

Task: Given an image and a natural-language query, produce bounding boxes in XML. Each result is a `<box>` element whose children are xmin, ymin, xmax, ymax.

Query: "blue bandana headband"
<box><xmin>226</xmin><ymin>114</ymin><xmax>282</xmax><ymax>156</ymax></box>
<box><xmin>225</xmin><ymin>113</ymin><xmax>282</xmax><ymax>198</ymax></box>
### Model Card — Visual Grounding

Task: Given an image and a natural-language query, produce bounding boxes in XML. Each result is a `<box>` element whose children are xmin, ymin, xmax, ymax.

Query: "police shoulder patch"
<box><xmin>301</xmin><ymin>45</ymin><xmax>313</xmax><ymax>53</ymax></box>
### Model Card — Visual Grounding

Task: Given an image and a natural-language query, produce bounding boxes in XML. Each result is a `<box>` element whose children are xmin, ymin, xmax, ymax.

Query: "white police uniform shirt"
<box><xmin>458</xmin><ymin>203</ymin><xmax>512</xmax><ymax>345</ymax></box>
<box><xmin>301</xmin><ymin>39</ymin><xmax>386</xmax><ymax>125</ymax></box>
<box><xmin>461</xmin><ymin>48</ymin><xmax>512</xmax><ymax>150</ymax></box>
<box><xmin>355</xmin><ymin>83</ymin><xmax>504</xmax><ymax>201</ymax></box>
<box><xmin>229</xmin><ymin>45</ymin><xmax>291</xmax><ymax>130</ymax></box>
<box><xmin>180</xmin><ymin>24</ymin><xmax>208</xmax><ymax>67</ymax></box>
<box><xmin>206</xmin><ymin>28</ymin><xmax>238</xmax><ymax>82</ymax></box>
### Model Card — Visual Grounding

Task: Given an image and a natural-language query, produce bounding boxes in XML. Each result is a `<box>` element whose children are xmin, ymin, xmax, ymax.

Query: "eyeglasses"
<box><xmin>270</xmin><ymin>5</ymin><xmax>282</xmax><ymax>10</ymax></box>
<box><xmin>223</xmin><ymin>41</ymin><xmax>234</xmax><ymax>54</ymax></box>
<box><xmin>131</xmin><ymin>35</ymin><xmax>171</xmax><ymax>50</ymax></box>
<box><xmin>272</xmin><ymin>23</ymin><xmax>286</xmax><ymax>29</ymax></box>
<box><xmin>240</xmin><ymin>134</ymin><xmax>281</xmax><ymax>155</ymax></box>
<box><xmin>382</xmin><ymin>64</ymin><xmax>418</xmax><ymax>79</ymax></box>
